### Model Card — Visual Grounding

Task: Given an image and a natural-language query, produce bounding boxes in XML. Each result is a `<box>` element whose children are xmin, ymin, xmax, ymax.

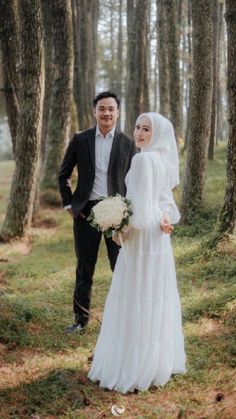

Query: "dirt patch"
<box><xmin>198</xmin><ymin>388</ymin><xmax>236</xmax><ymax>419</ymax></box>
<box><xmin>0</xmin><ymin>271</ymin><xmax>7</xmax><ymax>288</ymax></box>
<box><xmin>197</xmin><ymin>318</ymin><xmax>231</xmax><ymax>337</ymax></box>
<box><xmin>33</xmin><ymin>217</ymin><xmax>58</xmax><ymax>229</ymax></box>
<box><xmin>12</xmin><ymin>241</ymin><xmax>32</xmax><ymax>255</ymax></box>
<box><xmin>217</xmin><ymin>236</ymin><xmax>236</xmax><ymax>256</ymax></box>
<box><xmin>0</xmin><ymin>237</ymin><xmax>32</xmax><ymax>258</ymax></box>
<box><xmin>185</xmin><ymin>317</ymin><xmax>232</xmax><ymax>338</ymax></box>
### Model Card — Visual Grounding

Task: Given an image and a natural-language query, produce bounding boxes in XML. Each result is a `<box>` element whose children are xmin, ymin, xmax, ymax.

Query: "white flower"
<box><xmin>93</xmin><ymin>196</ymin><xmax>126</xmax><ymax>229</ymax></box>
<box><xmin>88</xmin><ymin>194</ymin><xmax>132</xmax><ymax>237</ymax></box>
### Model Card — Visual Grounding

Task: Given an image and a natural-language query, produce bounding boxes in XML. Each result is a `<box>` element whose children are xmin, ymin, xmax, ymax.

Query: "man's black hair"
<box><xmin>93</xmin><ymin>91</ymin><xmax>120</xmax><ymax>108</ymax></box>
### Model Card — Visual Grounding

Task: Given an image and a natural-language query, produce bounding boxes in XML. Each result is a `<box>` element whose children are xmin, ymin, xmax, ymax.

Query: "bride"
<box><xmin>88</xmin><ymin>112</ymin><xmax>186</xmax><ymax>394</ymax></box>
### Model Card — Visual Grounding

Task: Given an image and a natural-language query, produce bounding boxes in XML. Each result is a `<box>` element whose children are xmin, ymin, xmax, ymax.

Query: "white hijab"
<box><xmin>136</xmin><ymin>112</ymin><xmax>179</xmax><ymax>189</ymax></box>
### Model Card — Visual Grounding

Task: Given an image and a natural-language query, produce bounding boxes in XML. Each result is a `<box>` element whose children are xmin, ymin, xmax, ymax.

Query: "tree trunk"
<box><xmin>117</xmin><ymin>0</ymin><xmax>123</xmax><ymax>100</ymax></box>
<box><xmin>125</xmin><ymin>0</ymin><xmax>135</xmax><ymax>135</ymax></box>
<box><xmin>184</xmin><ymin>0</ymin><xmax>192</xmax><ymax>151</ymax></box>
<box><xmin>208</xmin><ymin>0</ymin><xmax>220</xmax><ymax>160</ymax></box>
<box><xmin>109</xmin><ymin>0</ymin><xmax>116</xmax><ymax>91</ymax></box>
<box><xmin>0</xmin><ymin>0</ymin><xmax>20</xmax><ymax>155</ymax></box>
<box><xmin>41</xmin><ymin>0</ymin><xmax>74</xmax><ymax>191</ymax></box>
<box><xmin>116</xmin><ymin>0</ymin><xmax>123</xmax><ymax>130</ymax></box>
<box><xmin>125</xmin><ymin>0</ymin><xmax>150</xmax><ymax>136</ymax></box>
<box><xmin>176</xmin><ymin>0</ymin><xmax>183</xmax><ymax>135</ymax></box>
<box><xmin>164</xmin><ymin>0</ymin><xmax>182</xmax><ymax>143</ymax></box>
<box><xmin>0</xmin><ymin>0</ymin><xmax>44</xmax><ymax>241</ymax></box>
<box><xmin>32</xmin><ymin>0</ymin><xmax>55</xmax><ymax>215</ymax></box>
<box><xmin>156</xmin><ymin>0</ymin><xmax>169</xmax><ymax>117</ymax></box>
<box><xmin>181</xmin><ymin>0</ymin><xmax>213</xmax><ymax>223</ymax></box>
<box><xmin>40</xmin><ymin>0</ymin><xmax>54</xmax><ymax>162</ymax></box>
<box><xmin>217</xmin><ymin>0</ymin><xmax>236</xmax><ymax>236</ymax></box>
<box><xmin>73</xmin><ymin>0</ymin><xmax>98</xmax><ymax>131</ymax></box>
<box><xmin>216</xmin><ymin>2</ymin><xmax>224</xmax><ymax>142</ymax></box>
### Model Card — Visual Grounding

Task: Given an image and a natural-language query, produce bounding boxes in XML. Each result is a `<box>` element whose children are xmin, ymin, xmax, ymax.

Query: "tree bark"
<box><xmin>164</xmin><ymin>0</ymin><xmax>182</xmax><ymax>142</ymax></box>
<box><xmin>156</xmin><ymin>0</ymin><xmax>169</xmax><ymax>117</ymax></box>
<box><xmin>116</xmin><ymin>0</ymin><xmax>123</xmax><ymax>100</ymax></box>
<box><xmin>40</xmin><ymin>0</ymin><xmax>54</xmax><ymax>162</ymax></box>
<box><xmin>116</xmin><ymin>0</ymin><xmax>123</xmax><ymax>130</ymax></box>
<box><xmin>125</xmin><ymin>0</ymin><xmax>150</xmax><ymax>136</ymax></box>
<box><xmin>125</xmin><ymin>0</ymin><xmax>135</xmax><ymax>135</ymax></box>
<box><xmin>208</xmin><ymin>0</ymin><xmax>220</xmax><ymax>160</ymax></box>
<box><xmin>109</xmin><ymin>0</ymin><xmax>116</xmax><ymax>91</ymax></box>
<box><xmin>184</xmin><ymin>0</ymin><xmax>192</xmax><ymax>151</ymax></box>
<box><xmin>73</xmin><ymin>0</ymin><xmax>98</xmax><ymax>131</ymax></box>
<box><xmin>216</xmin><ymin>2</ymin><xmax>224</xmax><ymax>142</ymax></box>
<box><xmin>217</xmin><ymin>0</ymin><xmax>236</xmax><ymax>236</ymax></box>
<box><xmin>41</xmin><ymin>0</ymin><xmax>74</xmax><ymax>190</ymax></box>
<box><xmin>0</xmin><ymin>0</ymin><xmax>20</xmax><ymax>155</ymax></box>
<box><xmin>31</xmin><ymin>0</ymin><xmax>55</xmax><ymax>216</ymax></box>
<box><xmin>1</xmin><ymin>0</ymin><xmax>44</xmax><ymax>241</ymax></box>
<box><xmin>181</xmin><ymin>0</ymin><xmax>213</xmax><ymax>223</ymax></box>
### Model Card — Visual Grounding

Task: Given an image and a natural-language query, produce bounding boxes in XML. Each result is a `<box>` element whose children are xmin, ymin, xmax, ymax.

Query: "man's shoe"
<box><xmin>64</xmin><ymin>322</ymin><xmax>85</xmax><ymax>333</ymax></box>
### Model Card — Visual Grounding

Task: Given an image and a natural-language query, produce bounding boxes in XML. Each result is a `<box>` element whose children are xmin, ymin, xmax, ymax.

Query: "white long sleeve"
<box><xmin>159</xmin><ymin>187</ymin><xmax>180</xmax><ymax>224</ymax></box>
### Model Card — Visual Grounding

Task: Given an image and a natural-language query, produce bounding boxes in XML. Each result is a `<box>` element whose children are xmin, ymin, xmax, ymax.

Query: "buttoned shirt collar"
<box><xmin>95</xmin><ymin>125</ymin><xmax>116</xmax><ymax>139</ymax></box>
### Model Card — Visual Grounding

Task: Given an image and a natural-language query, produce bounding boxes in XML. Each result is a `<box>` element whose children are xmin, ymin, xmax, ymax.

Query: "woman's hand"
<box><xmin>112</xmin><ymin>232</ymin><xmax>122</xmax><ymax>246</ymax></box>
<box><xmin>160</xmin><ymin>213</ymin><xmax>174</xmax><ymax>234</ymax></box>
<box><xmin>112</xmin><ymin>227</ymin><xmax>131</xmax><ymax>245</ymax></box>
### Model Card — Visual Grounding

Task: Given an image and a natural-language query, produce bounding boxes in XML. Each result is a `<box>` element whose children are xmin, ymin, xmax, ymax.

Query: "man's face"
<box><xmin>94</xmin><ymin>97</ymin><xmax>119</xmax><ymax>134</ymax></box>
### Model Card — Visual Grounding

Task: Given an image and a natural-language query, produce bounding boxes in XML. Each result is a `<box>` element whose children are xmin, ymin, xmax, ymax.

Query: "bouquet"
<box><xmin>87</xmin><ymin>194</ymin><xmax>132</xmax><ymax>238</ymax></box>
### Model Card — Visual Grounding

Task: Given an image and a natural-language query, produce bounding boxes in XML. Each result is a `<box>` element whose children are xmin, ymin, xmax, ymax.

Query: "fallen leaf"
<box><xmin>7</xmin><ymin>342</ymin><xmax>17</xmax><ymax>351</ymax></box>
<box><xmin>0</xmin><ymin>257</ymin><xmax>9</xmax><ymax>262</ymax></box>
<box><xmin>75</xmin><ymin>373</ymin><xmax>89</xmax><ymax>385</ymax></box>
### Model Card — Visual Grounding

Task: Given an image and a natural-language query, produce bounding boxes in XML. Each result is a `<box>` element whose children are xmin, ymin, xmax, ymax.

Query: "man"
<box><xmin>59</xmin><ymin>91</ymin><xmax>138</xmax><ymax>332</ymax></box>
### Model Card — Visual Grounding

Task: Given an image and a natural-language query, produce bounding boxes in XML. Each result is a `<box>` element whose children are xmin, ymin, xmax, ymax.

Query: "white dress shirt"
<box><xmin>89</xmin><ymin>126</ymin><xmax>115</xmax><ymax>200</ymax></box>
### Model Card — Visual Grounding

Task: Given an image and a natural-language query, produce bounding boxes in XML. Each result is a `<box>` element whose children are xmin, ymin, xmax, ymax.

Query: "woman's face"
<box><xmin>134</xmin><ymin>116</ymin><xmax>152</xmax><ymax>149</ymax></box>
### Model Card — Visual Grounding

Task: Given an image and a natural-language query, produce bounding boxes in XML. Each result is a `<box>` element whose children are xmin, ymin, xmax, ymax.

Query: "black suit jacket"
<box><xmin>58</xmin><ymin>127</ymin><xmax>138</xmax><ymax>217</ymax></box>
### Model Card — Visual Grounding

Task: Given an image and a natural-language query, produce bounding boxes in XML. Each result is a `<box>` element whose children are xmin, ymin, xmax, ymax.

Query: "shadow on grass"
<box><xmin>0</xmin><ymin>368</ymin><xmax>93</xmax><ymax>418</ymax></box>
<box><xmin>185</xmin><ymin>331</ymin><xmax>236</xmax><ymax>379</ymax></box>
<box><xmin>175</xmin><ymin>207</ymin><xmax>220</xmax><ymax>239</ymax></box>
<box><xmin>32</xmin><ymin>235</ymin><xmax>74</xmax><ymax>256</ymax></box>
<box><xmin>183</xmin><ymin>284</ymin><xmax>236</xmax><ymax>324</ymax></box>
<box><xmin>0</xmin><ymin>297</ymin><xmax>97</xmax><ymax>352</ymax></box>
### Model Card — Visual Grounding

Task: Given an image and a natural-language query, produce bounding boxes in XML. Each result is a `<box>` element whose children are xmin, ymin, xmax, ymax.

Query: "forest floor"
<box><xmin>0</xmin><ymin>146</ymin><xmax>235</xmax><ymax>419</ymax></box>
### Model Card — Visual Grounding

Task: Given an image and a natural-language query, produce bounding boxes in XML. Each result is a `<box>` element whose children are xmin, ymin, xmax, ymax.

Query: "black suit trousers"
<box><xmin>72</xmin><ymin>201</ymin><xmax>120</xmax><ymax>325</ymax></box>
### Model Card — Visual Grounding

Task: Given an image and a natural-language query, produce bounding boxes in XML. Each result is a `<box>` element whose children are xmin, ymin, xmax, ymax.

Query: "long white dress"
<box><xmin>88</xmin><ymin>151</ymin><xmax>186</xmax><ymax>394</ymax></box>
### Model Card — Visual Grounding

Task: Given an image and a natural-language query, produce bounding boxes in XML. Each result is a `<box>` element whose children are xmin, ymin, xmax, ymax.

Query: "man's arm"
<box><xmin>58</xmin><ymin>135</ymin><xmax>77</xmax><ymax>208</ymax></box>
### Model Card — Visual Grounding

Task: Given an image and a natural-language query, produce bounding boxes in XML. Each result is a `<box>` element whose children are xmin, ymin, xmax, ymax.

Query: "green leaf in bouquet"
<box><xmin>104</xmin><ymin>227</ymin><xmax>113</xmax><ymax>238</ymax></box>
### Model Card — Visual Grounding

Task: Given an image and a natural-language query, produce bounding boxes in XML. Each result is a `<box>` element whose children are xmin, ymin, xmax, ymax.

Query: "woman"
<box><xmin>88</xmin><ymin>112</ymin><xmax>186</xmax><ymax>394</ymax></box>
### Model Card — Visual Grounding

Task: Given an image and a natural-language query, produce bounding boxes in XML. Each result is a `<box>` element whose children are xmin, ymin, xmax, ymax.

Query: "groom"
<box><xmin>59</xmin><ymin>91</ymin><xmax>137</xmax><ymax>332</ymax></box>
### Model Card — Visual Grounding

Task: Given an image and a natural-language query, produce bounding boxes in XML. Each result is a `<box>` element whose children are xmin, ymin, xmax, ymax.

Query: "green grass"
<box><xmin>0</xmin><ymin>145</ymin><xmax>235</xmax><ymax>418</ymax></box>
